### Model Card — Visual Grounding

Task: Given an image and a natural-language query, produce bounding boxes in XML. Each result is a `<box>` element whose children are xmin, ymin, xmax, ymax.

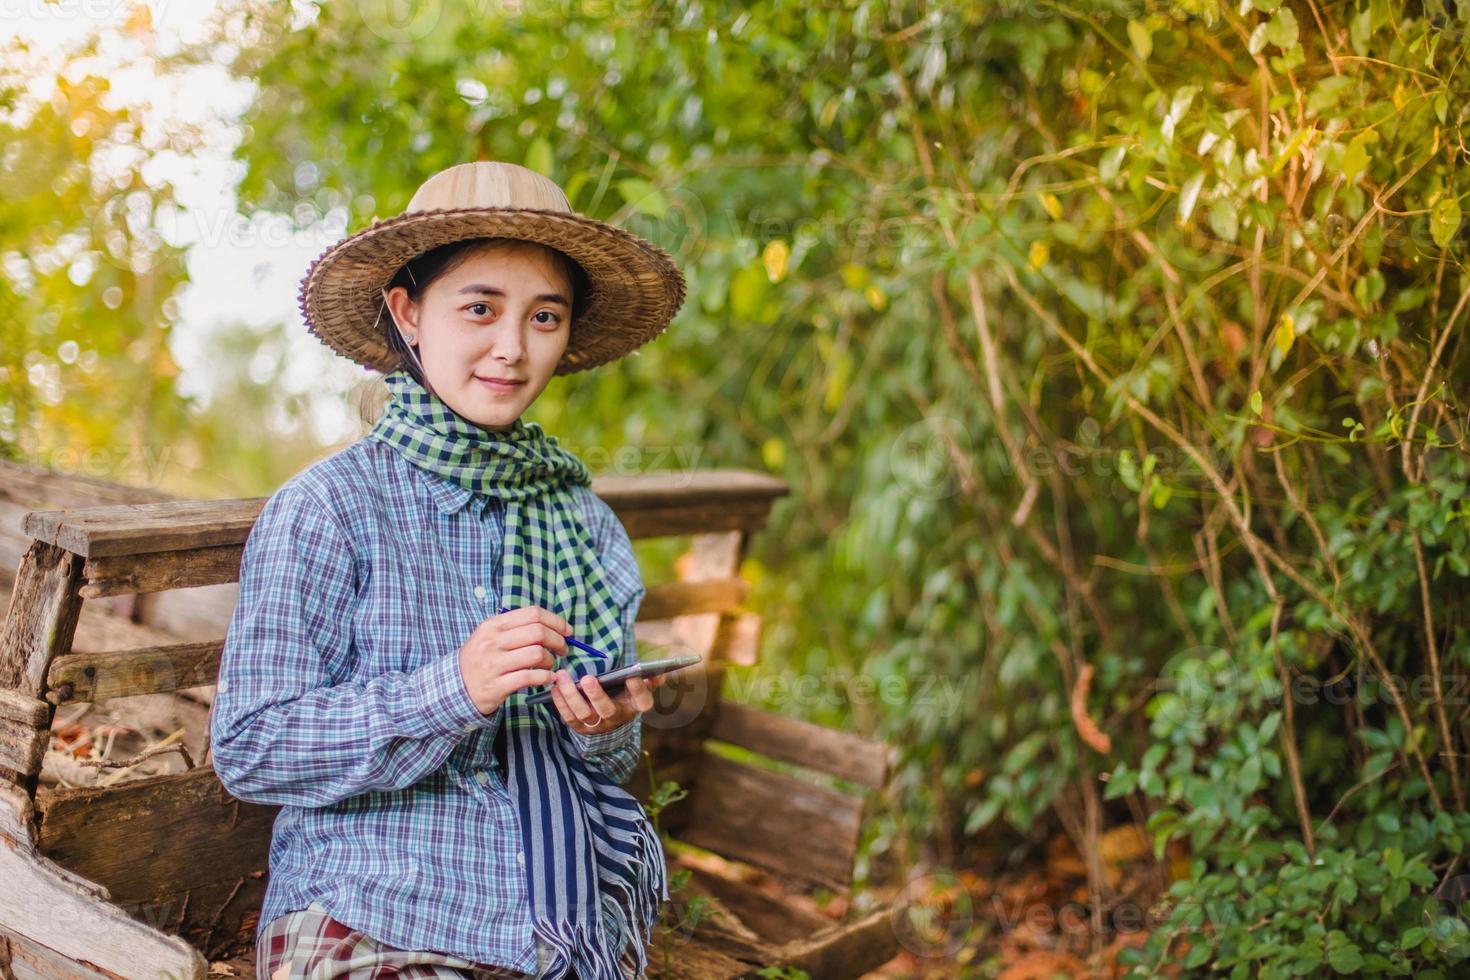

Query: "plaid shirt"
<box><xmin>209</xmin><ymin>435</ymin><xmax>646</xmax><ymax>972</ymax></box>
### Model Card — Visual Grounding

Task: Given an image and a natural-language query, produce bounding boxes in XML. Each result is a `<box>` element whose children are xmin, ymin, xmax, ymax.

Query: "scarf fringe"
<box><xmin>598</xmin><ymin>809</ymin><xmax>670</xmax><ymax>979</ymax></box>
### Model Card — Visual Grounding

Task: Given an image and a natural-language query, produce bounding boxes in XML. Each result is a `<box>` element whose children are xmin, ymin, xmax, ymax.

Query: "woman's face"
<box><xmin>384</xmin><ymin>241</ymin><xmax>573</xmax><ymax>432</ymax></box>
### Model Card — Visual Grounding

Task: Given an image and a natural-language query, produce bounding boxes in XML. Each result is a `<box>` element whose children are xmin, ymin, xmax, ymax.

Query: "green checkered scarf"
<box><xmin>365</xmin><ymin>368</ymin><xmax>667</xmax><ymax>980</ymax></box>
<box><xmin>366</xmin><ymin>368</ymin><xmax>624</xmax><ymax>689</ymax></box>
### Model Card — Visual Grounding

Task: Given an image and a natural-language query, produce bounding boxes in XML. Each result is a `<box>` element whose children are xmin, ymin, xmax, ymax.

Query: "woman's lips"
<box><xmin>475</xmin><ymin>375</ymin><xmax>526</xmax><ymax>394</ymax></box>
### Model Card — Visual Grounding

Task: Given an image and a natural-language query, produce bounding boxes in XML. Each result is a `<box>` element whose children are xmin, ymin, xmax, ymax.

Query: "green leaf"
<box><xmin>1271</xmin><ymin>127</ymin><xmax>1312</xmax><ymax>174</ymax></box>
<box><xmin>1273</xmin><ymin>313</ymin><xmax>1295</xmax><ymax>356</ymax></box>
<box><xmin>1326</xmin><ymin>945</ymin><xmax>1364</xmax><ymax>974</ymax></box>
<box><xmin>1248</xmin><ymin>23</ymin><xmax>1269</xmax><ymax>56</ymax></box>
<box><xmin>1250</xmin><ymin>390</ymin><xmax>1264</xmax><ymax>415</ymax></box>
<box><xmin>1209</xmin><ymin>197</ymin><xmax>1239</xmax><ymax>241</ymax></box>
<box><xmin>1431</xmin><ymin>195</ymin><xmax>1462</xmax><ymax>250</ymax></box>
<box><xmin>1265</xmin><ymin>8</ymin><xmax>1299</xmax><ymax>50</ymax></box>
<box><xmin>616</xmin><ymin>177</ymin><xmax>668</xmax><ymax>220</ymax></box>
<box><xmin>1099</xmin><ymin>144</ymin><xmax>1127</xmax><ymax>182</ymax></box>
<box><xmin>1177</xmin><ymin>172</ymin><xmax>1206</xmax><ymax>225</ymax></box>
<box><xmin>1342</xmin><ymin>130</ymin><xmax>1378</xmax><ymax>186</ymax></box>
<box><xmin>1127</xmin><ymin>20</ymin><xmax>1153</xmax><ymax>60</ymax></box>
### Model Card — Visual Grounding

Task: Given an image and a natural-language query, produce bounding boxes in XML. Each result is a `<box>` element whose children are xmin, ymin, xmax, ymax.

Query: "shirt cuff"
<box><xmin>411</xmin><ymin>648</ymin><xmax>495</xmax><ymax>736</ymax></box>
<box><xmin>571</xmin><ymin>715</ymin><xmax>638</xmax><ymax>756</ymax></box>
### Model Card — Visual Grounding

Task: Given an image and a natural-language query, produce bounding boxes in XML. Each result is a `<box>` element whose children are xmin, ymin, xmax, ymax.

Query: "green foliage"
<box><xmin>0</xmin><ymin>38</ymin><xmax>193</xmax><ymax>479</ymax></box>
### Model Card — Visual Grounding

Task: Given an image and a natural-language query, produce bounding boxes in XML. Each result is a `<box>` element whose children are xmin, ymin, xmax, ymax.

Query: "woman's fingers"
<box><xmin>577</xmin><ymin>673</ymin><xmax>620</xmax><ymax>720</ymax></box>
<box><xmin>553</xmin><ymin>669</ymin><xmax>603</xmax><ymax>728</ymax></box>
<box><xmin>551</xmin><ymin>671</ymin><xmax>665</xmax><ymax>733</ymax></box>
<box><xmin>622</xmin><ymin>676</ymin><xmax>657</xmax><ymax>712</ymax></box>
<box><xmin>547</xmin><ymin>675</ymin><xmax>574</xmax><ymax>722</ymax></box>
<box><xmin>497</xmin><ymin>622</ymin><xmax>568</xmax><ymax>658</ymax></box>
<box><xmin>494</xmin><ymin>605</ymin><xmax>570</xmax><ymax>636</ymax></box>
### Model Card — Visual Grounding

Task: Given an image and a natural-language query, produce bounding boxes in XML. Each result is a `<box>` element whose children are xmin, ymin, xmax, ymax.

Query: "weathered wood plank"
<box><xmin>637</xmin><ymin>578</ymin><xmax>748</xmax><ymax>622</ymax></box>
<box><xmin>0</xmin><ymin>542</ymin><xmax>81</xmax><ymax>788</ymax></box>
<box><xmin>22</xmin><ymin>499</ymin><xmax>266</xmax><ymax>559</ymax></box>
<box><xmin>0</xmin><ymin>687</ymin><xmax>48</xmax><ymax>728</ymax></box>
<box><xmin>641</xmin><ymin>915</ymin><xmax>778</xmax><ymax>980</ymax></box>
<box><xmin>35</xmin><ymin>766</ymin><xmax>276</xmax><ymax>907</ymax></box>
<box><xmin>0</xmin><ymin>688</ymin><xmax>49</xmax><ymax>775</ymax></box>
<box><xmin>80</xmin><ymin>545</ymin><xmax>244</xmax><ymax>598</ymax></box>
<box><xmin>0</xmin><ymin>781</ymin><xmax>208</xmax><ymax>980</ymax></box>
<box><xmin>596</xmin><ymin>471</ymin><xmax>788</xmax><ymax>541</ymax></box>
<box><xmin>0</xmin><ymin>543</ymin><xmax>84</xmax><ymax>693</ymax></box>
<box><xmin>679</xmin><ymin>752</ymin><xmax>864</xmax><ymax>892</ymax></box>
<box><xmin>617</xmin><ymin>500</ymin><xmax>779</xmax><ymax>540</ymax></box>
<box><xmin>675</xmin><ymin>863</ymin><xmax>835</xmax><ymax>946</ymax></box>
<box><xmin>46</xmin><ymin>641</ymin><xmax>223</xmax><ymax>704</ymax></box>
<box><xmin>773</xmin><ymin>905</ymin><xmax>904</xmax><ymax>978</ymax></box>
<box><xmin>0</xmin><ymin>460</ymin><xmax>171</xmax><ymax>594</ymax></box>
<box><xmin>710</xmin><ymin>701</ymin><xmax>890</xmax><ymax>789</ymax></box>
<box><xmin>20</xmin><ymin>470</ymin><xmax>788</xmax><ymax>558</ymax></box>
<box><xmin>0</xmin><ymin>920</ymin><xmax>118</xmax><ymax>980</ymax></box>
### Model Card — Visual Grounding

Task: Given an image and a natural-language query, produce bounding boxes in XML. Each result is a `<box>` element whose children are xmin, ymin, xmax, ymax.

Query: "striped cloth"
<box><xmin>211</xmin><ymin>417</ymin><xmax>657</xmax><ymax>974</ymax></box>
<box><xmin>365</xmin><ymin>370</ymin><xmax>668</xmax><ymax>979</ymax></box>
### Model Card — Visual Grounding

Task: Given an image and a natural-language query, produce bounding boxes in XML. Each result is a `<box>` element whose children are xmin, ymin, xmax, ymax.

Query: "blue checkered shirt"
<box><xmin>209</xmin><ymin>435</ymin><xmax>646</xmax><ymax>972</ymax></box>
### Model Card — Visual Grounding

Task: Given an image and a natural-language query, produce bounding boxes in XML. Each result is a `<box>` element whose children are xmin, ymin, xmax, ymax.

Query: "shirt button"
<box><xmin>516</xmin><ymin>850</ymin><xmax>525</xmax><ymax>866</ymax></box>
<box><xmin>473</xmin><ymin>585</ymin><xmax>487</xmax><ymax>599</ymax></box>
<box><xmin>475</xmin><ymin>771</ymin><xmax>490</xmax><ymax>785</ymax></box>
<box><xmin>463</xmin><ymin>723</ymin><xmax>476</xmax><ymax>734</ymax></box>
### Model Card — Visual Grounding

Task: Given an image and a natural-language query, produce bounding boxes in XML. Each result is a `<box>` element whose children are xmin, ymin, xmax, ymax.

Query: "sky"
<box><xmin>7</xmin><ymin>0</ymin><xmax>364</xmax><ymax>445</ymax></box>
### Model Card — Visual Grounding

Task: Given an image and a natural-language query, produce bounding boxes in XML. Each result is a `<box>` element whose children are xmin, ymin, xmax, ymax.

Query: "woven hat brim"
<box><xmin>297</xmin><ymin>206</ymin><xmax>687</xmax><ymax>375</ymax></box>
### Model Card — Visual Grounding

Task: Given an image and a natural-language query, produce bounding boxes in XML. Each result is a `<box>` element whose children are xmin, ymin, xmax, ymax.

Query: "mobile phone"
<box><xmin>523</xmin><ymin>654</ymin><xmax>702</xmax><ymax>706</ymax></box>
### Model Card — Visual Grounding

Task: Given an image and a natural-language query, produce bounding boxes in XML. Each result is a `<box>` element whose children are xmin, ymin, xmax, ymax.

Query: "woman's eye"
<box><xmin>467</xmin><ymin>303</ymin><xmax>492</xmax><ymax>317</ymax></box>
<box><xmin>533</xmin><ymin>311</ymin><xmax>563</xmax><ymax>327</ymax></box>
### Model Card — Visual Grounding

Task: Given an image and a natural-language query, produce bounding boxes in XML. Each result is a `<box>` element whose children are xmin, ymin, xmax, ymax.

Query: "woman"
<box><xmin>209</xmin><ymin>161</ymin><xmax>688</xmax><ymax>980</ymax></box>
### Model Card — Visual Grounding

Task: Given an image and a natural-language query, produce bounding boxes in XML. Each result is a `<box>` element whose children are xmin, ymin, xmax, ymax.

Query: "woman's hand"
<box><xmin>457</xmin><ymin>605</ymin><xmax>569</xmax><ymax>716</ymax></box>
<box><xmin>549</xmin><ymin>669</ymin><xmax>664</xmax><ymax>736</ymax></box>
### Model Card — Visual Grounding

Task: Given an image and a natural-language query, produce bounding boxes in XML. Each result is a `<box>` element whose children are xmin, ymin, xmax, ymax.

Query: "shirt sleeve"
<box><xmin>569</xmin><ymin>491</ymin><xmax>646</xmax><ymax>786</ymax></box>
<box><xmin>209</xmin><ymin>481</ymin><xmax>494</xmax><ymax>808</ymax></box>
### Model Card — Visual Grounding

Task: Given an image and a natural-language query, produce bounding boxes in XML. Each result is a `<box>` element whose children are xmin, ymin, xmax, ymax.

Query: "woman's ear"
<box><xmin>383</xmin><ymin>284</ymin><xmax>419</xmax><ymax>340</ymax></box>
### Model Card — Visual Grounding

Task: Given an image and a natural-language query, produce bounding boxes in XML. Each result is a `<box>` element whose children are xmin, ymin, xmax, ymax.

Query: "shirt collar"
<box><xmin>416</xmin><ymin>466</ymin><xmax>492</xmax><ymax>518</ymax></box>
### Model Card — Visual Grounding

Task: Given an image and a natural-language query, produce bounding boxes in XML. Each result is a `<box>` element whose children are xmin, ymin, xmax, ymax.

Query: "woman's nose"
<box><xmin>488</xmin><ymin>322</ymin><xmax>525</xmax><ymax>363</ymax></box>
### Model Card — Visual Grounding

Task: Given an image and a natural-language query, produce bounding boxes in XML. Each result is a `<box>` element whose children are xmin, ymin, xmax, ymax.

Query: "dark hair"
<box><xmin>380</xmin><ymin>236</ymin><xmax>592</xmax><ymax>392</ymax></box>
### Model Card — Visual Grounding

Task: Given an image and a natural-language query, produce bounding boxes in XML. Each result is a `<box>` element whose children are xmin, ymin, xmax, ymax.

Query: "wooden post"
<box><xmin>0</xmin><ymin>541</ymin><xmax>84</xmax><ymax>795</ymax></box>
<box><xmin>672</xmin><ymin>529</ymin><xmax>747</xmax><ymax>663</ymax></box>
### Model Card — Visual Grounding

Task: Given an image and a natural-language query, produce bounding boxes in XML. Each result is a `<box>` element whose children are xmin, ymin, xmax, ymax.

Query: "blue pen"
<box><xmin>497</xmin><ymin>605</ymin><xmax>609</xmax><ymax>661</ymax></box>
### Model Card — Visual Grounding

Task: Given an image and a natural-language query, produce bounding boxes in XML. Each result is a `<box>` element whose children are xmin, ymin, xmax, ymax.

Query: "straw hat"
<box><xmin>297</xmin><ymin>161</ymin><xmax>687</xmax><ymax>375</ymax></box>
